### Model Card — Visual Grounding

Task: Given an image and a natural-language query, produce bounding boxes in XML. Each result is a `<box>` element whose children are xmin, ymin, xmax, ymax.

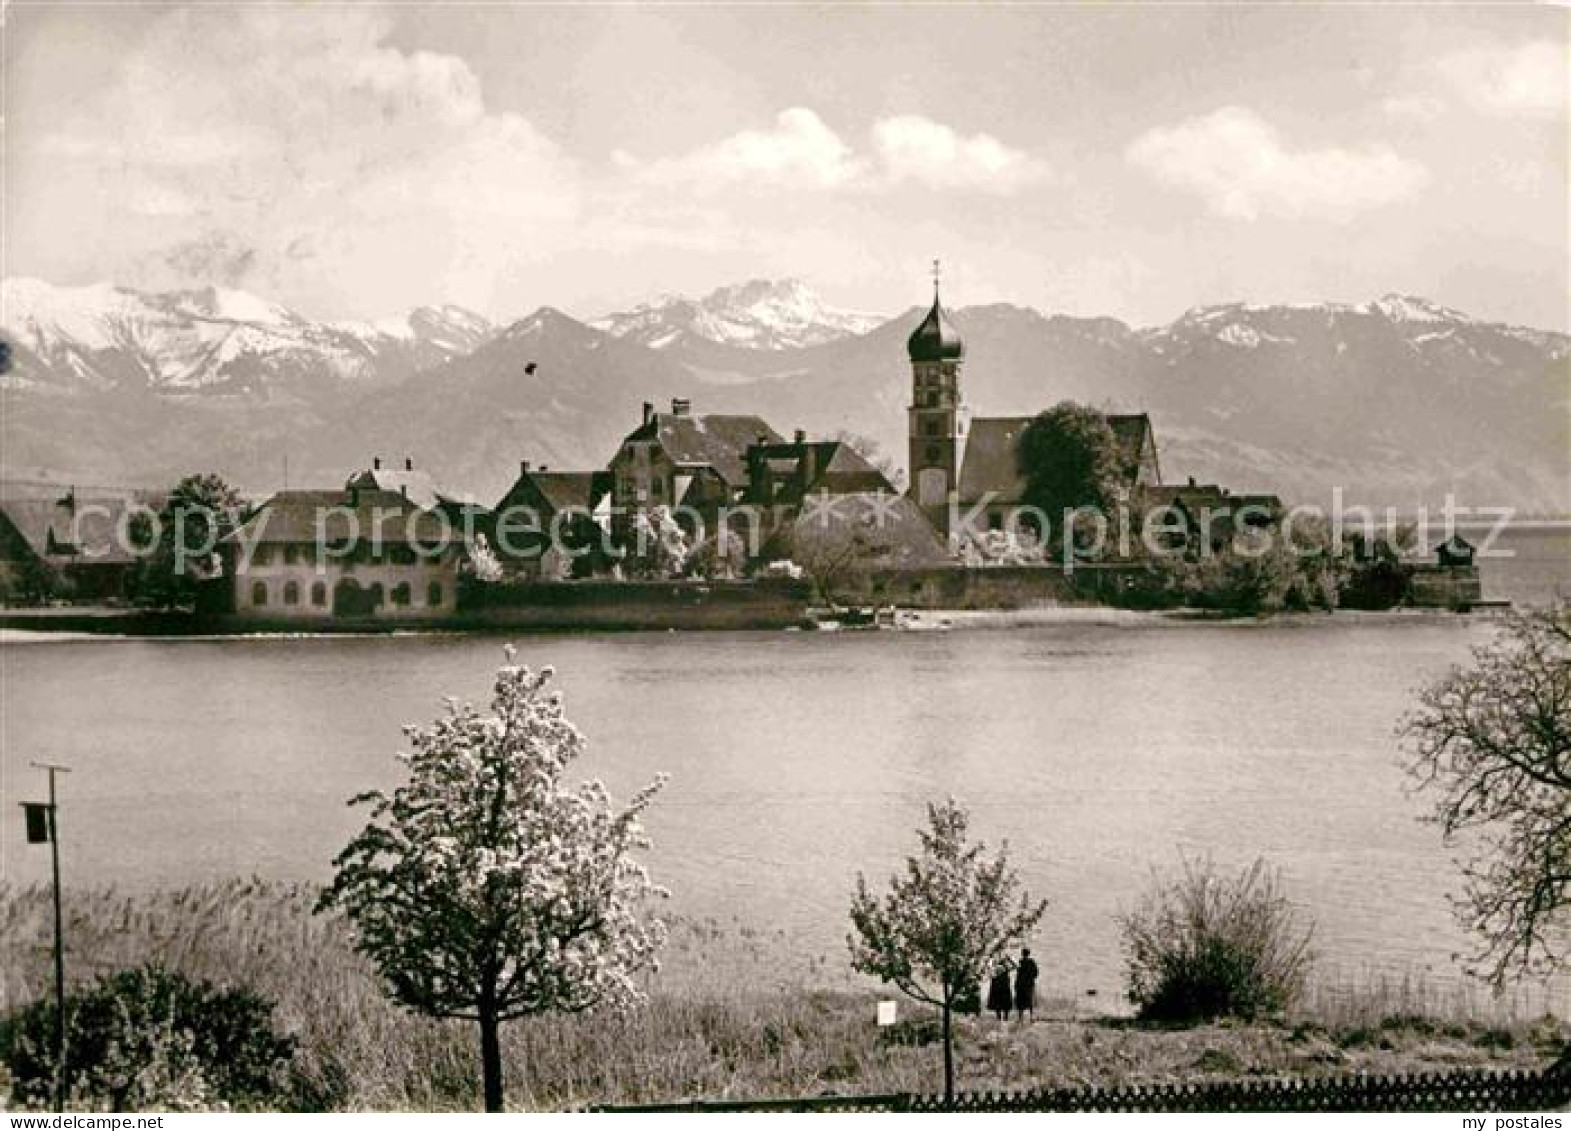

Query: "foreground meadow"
<box><xmin>0</xmin><ymin>881</ymin><xmax>1563</xmax><ymax>1111</ymax></box>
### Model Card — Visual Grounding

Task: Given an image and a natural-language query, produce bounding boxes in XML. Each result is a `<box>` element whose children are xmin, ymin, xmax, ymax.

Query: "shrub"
<box><xmin>0</xmin><ymin>965</ymin><xmax>297</xmax><ymax>1111</ymax></box>
<box><xmin>1120</xmin><ymin>857</ymin><xmax>1315</xmax><ymax>1026</ymax></box>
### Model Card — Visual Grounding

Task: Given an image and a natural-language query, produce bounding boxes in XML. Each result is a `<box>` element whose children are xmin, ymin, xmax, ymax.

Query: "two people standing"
<box><xmin>985</xmin><ymin>947</ymin><xmax>1039</xmax><ymax>1022</ymax></box>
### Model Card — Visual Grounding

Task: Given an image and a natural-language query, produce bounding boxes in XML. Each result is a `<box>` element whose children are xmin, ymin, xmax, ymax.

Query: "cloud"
<box><xmin>20</xmin><ymin>7</ymin><xmax>583</xmax><ymax>315</ymax></box>
<box><xmin>1438</xmin><ymin>40</ymin><xmax>1568</xmax><ymax>116</ymax></box>
<box><xmin>872</xmin><ymin>116</ymin><xmax>1049</xmax><ymax>193</ymax></box>
<box><xmin>1381</xmin><ymin>93</ymin><xmax>1446</xmax><ymax>123</ymax></box>
<box><xmin>1125</xmin><ymin>106</ymin><xmax>1429</xmax><ymax>220</ymax></box>
<box><xmin>624</xmin><ymin>108</ymin><xmax>1047</xmax><ymax>194</ymax></box>
<box><xmin>631</xmin><ymin>108</ymin><xmax>862</xmax><ymax>190</ymax></box>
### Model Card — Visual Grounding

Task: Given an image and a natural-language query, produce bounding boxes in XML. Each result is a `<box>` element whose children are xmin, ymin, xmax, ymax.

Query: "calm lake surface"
<box><xmin>3</xmin><ymin>527</ymin><xmax>1566</xmax><ymax>1003</ymax></box>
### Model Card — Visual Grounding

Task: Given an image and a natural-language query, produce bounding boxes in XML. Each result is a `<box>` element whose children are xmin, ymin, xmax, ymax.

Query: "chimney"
<box><xmin>671</xmin><ymin>397</ymin><xmax>691</xmax><ymax>417</ymax></box>
<box><xmin>405</xmin><ymin>457</ymin><xmax>414</xmax><ymax>471</ymax></box>
<box><xmin>373</xmin><ymin>456</ymin><xmax>381</xmax><ymax>470</ymax></box>
<box><xmin>794</xmin><ymin>428</ymin><xmax>806</xmax><ymax>445</ymax></box>
<box><xmin>400</xmin><ymin>484</ymin><xmax>408</xmax><ymax>500</ymax></box>
<box><xmin>539</xmin><ymin>465</ymin><xmax>549</xmax><ymax>473</ymax></box>
<box><xmin>642</xmin><ymin>400</ymin><xmax>654</xmax><ymax>426</ymax></box>
<box><xmin>520</xmin><ymin>460</ymin><xmax>531</xmax><ymax>476</ymax></box>
<box><xmin>1187</xmin><ymin>475</ymin><xmax>1195</xmax><ymax>487</ymax></box>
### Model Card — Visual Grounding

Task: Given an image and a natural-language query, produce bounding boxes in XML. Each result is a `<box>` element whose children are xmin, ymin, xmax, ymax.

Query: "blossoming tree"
<box><xmin>848</xmin><ymin>799</ymin><xmax>1047</xmax><ymax>1105</ymax></box>
<box><xmin>318</xmin><ymin>652</ymin><xmax>668</xmax><ymax>1111</ymax></box>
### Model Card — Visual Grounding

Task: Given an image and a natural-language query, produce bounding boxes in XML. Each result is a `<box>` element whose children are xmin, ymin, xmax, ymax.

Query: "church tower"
<box><xmin>906</xmin><ymin>265</ymin><xmax>968</xmax><ymax>538</ymax></box>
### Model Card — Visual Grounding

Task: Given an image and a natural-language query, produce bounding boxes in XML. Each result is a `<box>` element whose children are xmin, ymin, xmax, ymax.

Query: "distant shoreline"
<box><xmin>0</xmin><ymin>601</ymin><xmax>1519</xmax><ymax>643</ymax></box>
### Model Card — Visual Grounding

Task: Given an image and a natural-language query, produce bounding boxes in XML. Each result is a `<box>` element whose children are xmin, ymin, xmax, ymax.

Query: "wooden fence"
<box><xmin>591</xmin><ymin>1048</ymin><xmax>1571</xmax><ymax>1113</ymax></box>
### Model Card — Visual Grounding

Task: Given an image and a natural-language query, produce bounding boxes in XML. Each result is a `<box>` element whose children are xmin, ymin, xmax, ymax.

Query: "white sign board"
<box><xmin>876</xmin><ymin>999</ymin><xmax>898</xmax><ymax>1027</ymax></box>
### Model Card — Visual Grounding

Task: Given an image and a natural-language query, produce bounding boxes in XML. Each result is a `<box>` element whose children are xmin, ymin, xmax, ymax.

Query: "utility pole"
<box><xmin>22</xmin><ymin>761</ymin><xmax>71</xmax><ymax>1112</ymax></box>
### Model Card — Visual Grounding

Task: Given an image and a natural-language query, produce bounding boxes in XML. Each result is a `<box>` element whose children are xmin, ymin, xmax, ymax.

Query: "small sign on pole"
<box><xmin>22</xmin><ymin>802</ymin><xmax>51</xmax><ymax>844</ymax></box>
<box><xmin>876</xmin><ymin>1000</ymin><xmax>898</xmax><ymax>1027</ymax></box>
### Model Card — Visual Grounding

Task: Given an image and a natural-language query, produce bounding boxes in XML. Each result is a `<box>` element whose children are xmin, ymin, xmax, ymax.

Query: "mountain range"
<box><xmin>2</xmin><ymin>277</ymin><xmax>1566</xmax><ymax>513</ymax></box>
<box><xmin>591</xmin><ymin>278</ymin><xmax>882</xmax><ymax>351</ymax></box>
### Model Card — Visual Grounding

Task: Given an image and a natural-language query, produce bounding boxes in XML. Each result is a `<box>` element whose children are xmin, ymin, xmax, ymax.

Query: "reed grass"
<box><xmin>0</xmin><ymin>881</ymin><xmax>1561</xmax><ymax>1111</ymax></box>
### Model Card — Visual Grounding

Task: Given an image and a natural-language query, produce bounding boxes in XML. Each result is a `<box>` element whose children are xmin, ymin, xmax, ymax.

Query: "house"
<box><xmin>220</xmin><ymin>487</ymin><xmax>461</xmax><ymax>621</ymax></box>
<box><xmin>903</xmin><ymin>285</ymin><xmax>1161</xmax><ymax>538</ymax></box>
<box><xmin>741</xmin><ymin>431</ymin><xmax>894</xmax><ymax>508</ymax></box>
<box><xmin>1434</xmin><ymin>535</ymin><xmax>1476</xmax><ymax>569</ymax></box>
<box><xmin>492</xmin><ymin>461</ymin><xmax>612</xmax><ymax>576</ymax></box>
<box><xmin>1409</xmin><ymin>535</ymin><xmax>1482</xmax><ymax>608</ymax></box>
<box><xmin>1140</xmin><ymin>481</ymin><xmax>1282</xmax><ymax>555</ymax></box>
<box><xmin>607</xmin><ymin>398</ymin><xmax>783</xmax><ymax>539</ymax></box>
<box><xmin>0</xmin><ymin>484</ymin><xmax>164</xmax><ymax>603</ymax></box>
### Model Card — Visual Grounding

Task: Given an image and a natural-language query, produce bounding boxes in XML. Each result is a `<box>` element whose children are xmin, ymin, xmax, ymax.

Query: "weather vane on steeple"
<box><xmin>931</xmin><ymin>258</ymin><xmax>942</xmax><ymax>298</ymax></box>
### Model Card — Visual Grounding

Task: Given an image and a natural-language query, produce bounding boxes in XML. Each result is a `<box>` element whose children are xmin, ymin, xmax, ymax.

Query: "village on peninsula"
<box><xmin>0</xmin><ymin>281</ymin><xmax>1485</xmax><ymax>632</ymax></box>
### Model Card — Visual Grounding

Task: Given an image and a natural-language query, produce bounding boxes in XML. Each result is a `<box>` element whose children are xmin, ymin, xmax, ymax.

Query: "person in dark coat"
<box><xmin>1014</xmin><ymin>947</ymin><xmax>1039</xmax><ymax>1021</ymax></box>
<box><xmin>986</xmin><ymin>963</ymin><xmax>1013</xmax><ymax>1021</ymax></box>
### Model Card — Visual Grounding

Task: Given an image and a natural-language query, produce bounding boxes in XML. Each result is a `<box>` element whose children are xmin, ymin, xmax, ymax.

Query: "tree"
<box><xmin>789</xmin><ymin>524</ymin><xmax>878</xmax><ymax>608</ymax></box>
<box><xmin>465</xmin><ymin>532</ymin><xmax>505</xmax><ymax>583</ymax></box>
<box><xmin>130</xmin><ymin>473</ymin><xmax>243</xmax><ymax>608</ymax></box>
<box><xmin>0</xmin><ymin>965</ymin><xmax>297</xmax><ymax>1111</ymax></box>
<box><xmin>624</xmin><ymin>505</ymin><xmax>690</xmax><ymax>579</ymax></box>
<box><xmin>1401</xmin><ymin>604</ymin><xmax>1570</xmax><ymax>986</ymax></box>
<box><xmin>848</xmin><ymin>799</ymin><xmax>1047</xmax><ymax>1105</ymax></box>
<box><xmin>1016</xmin><ymin>403</ymin><xmax>1126</xmax><ymax>530</ymax></box>
<box><xmin>835</xmin><ymin>430</ymin><xmax>905</xmax><ymax>492</ymax></box>
<box><xmin>1120</xmin><ymin>856</ymin><xmax>1314</xmax><ymax>1025</ymax></box>
<box><xmin>317</xmin><ymin>653</ymin><xmax>668</xmax><ymax>1111</ymax></box>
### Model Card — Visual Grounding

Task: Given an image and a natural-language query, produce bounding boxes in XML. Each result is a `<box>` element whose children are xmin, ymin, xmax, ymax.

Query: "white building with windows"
<box><xmin>221</xmin><ymin>488</ymin><xmax>460</xmax><ymax>621</ymax></box>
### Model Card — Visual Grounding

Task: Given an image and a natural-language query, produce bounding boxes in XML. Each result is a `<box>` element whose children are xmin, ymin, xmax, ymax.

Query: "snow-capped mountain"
<box><xmin>1</xmin><ymin>276</ymin><xmax>1565</xmax><ymax>511</ymax></box>
<box><xmin>592</xmin><ymin>278</ymin><xmax>884</xmax><ymax>351</ymax></box>
<box><xmin>0</xmin><ymin>278</ymin><xmax>495</xmax><ymax>397</ymax></box>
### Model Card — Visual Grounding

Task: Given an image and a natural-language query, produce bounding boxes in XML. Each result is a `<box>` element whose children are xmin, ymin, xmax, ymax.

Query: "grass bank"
<box><xmin>0</xmin><ymin>882</ymin><xmax>1563</xmax><ymax>1110</ymax></box>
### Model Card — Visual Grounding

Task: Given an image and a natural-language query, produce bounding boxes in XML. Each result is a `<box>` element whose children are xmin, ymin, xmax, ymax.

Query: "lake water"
<box><xmin>2</xmin><ymin>527</ymin><xmax>1566</xmax><ymax>1004</ymax></box>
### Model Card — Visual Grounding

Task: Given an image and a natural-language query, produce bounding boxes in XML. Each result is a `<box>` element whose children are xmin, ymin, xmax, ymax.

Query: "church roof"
<box><xmin>957</xmin><ymin>417</ymin><xmax>1034</xmax><ymax>505</ymax></box>
<box><xmin>956</xmin><ymin>412</ymin><xmax>1159</xmax><ymax>504</ymax></box>
<box><xmin>907</xmin><ymin>293</ymin><xmax>965</xmax><ymax>362</ymax></box>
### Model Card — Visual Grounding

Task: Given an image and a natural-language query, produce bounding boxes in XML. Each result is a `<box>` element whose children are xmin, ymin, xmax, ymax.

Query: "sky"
<box><xmin>3</xmin><ymin>3</ymin><xmax>1567</xmax><ymax>330</ymax></box>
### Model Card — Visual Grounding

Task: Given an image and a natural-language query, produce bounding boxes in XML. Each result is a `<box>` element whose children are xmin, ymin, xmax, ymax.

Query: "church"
<box><xmin>904</xmin><ymin>278</ymin><xmax>1162</xmax><ymax>540</ymax></box>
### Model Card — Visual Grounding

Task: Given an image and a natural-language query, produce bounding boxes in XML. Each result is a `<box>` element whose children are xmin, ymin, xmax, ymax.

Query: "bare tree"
<box><xmin>848</xmin><ymin>799</ymin><xmax>1047</xmax><ymax>1105</ymax></box>
<box><xmin>835</xmin><ymin>429</ymin><xmax>905</xmax><ymax>491</ymax></box>
<box><xmin>1401</xmin><ymin>603</ymin><xmax>1570</xmax><ymax>985</ymax></box>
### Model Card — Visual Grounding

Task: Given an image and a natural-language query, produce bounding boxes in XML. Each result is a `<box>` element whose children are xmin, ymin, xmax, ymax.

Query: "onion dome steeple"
<box><xmin>906</xmin><ymin>263</ymin><xmax>964</xmax><ymax>363</ymax></box>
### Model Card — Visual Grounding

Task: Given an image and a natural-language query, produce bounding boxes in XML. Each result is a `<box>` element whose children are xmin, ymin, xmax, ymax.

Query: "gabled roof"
<box><xmin>498</xmin><ymin>469</ymin><xmax>610</xmax><ymax>516</ymax></box>
<box><xmin>1108</xmin><ymin>413</ymin><xmax>1160</xmax><ymax>485</ymax></box>
<box><xmin>0</xmin><ymin>490</ymin><xmax>165</xmax><ymax>565</ymax></box>
<box><xmin>227</xmin><ymin>489</ymin><xmax>453</xmax><ymax>546</ymax></box>
<box><xmin>957</xmin><ymin>416</ymin><xmax>1033</xmax><ymax>504</ymax></box>
<box><xmin>346</xmin><ymin>465</ymin><xmax>440</xmax><ymax>510</ymax></box>
<box><xmin>743</xmin><ymin>439</ymin><xmax>894</xmax><ymax>506</ymax></box>
<box><xmin>957</xmin><ymin>412</ymin><xmax>1160</xmax><ymax>504</ymax></box>
<box><xmin>621</xmin><ymin>413</ymin><xmax>785</xmax><ymax>486</ymax></box>
<box><xmin>534</xmin><ymin>472</ymin><xmax>609</xmax><ymax>514</ymax></box>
